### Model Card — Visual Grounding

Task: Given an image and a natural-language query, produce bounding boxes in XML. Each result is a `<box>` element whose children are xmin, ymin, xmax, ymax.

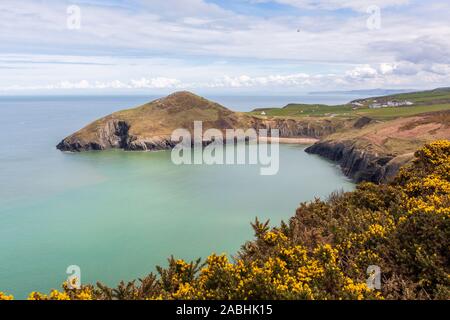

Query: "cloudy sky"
<box><xmin>1</xmin><ymin>0</ymin><xmax>449</xmax><ymax>94</ymax></box>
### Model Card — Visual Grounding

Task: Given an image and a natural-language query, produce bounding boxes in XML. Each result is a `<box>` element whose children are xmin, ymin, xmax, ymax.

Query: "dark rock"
<box><xmin>57</xmin><ymin>120</ymin><xmax>130</xmax><ymax>152</ymax></box>
<box><xmin>305</xmin><ymin>141</ymin><xmax>396</xmax><ymax>183</ymax></box>
<box><xmin>252</xmin><ymin>118</ymin><xmax>344</xmax><ymax>138</ymax></box>
<box><xmin>353</xmin><ymin>117</ymin><xmax>374</xmax><ymax>129</ymax></box>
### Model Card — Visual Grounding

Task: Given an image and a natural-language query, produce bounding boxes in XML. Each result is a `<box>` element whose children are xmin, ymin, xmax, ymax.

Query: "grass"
<box><xmin>356</xmin><ymin>104</ymin><xmax>450</xmax><ymax>120</ymax></box>
<box><xmin>250</xmin><ymin>104</ymin><xmax>356</xmax><ymax>118</ymax></box>
<box><xmin>248</xmin><ymin>88</ymin><xmax>450</xmax><ymax>120</ymax></box>
<box><xmin>381</xmin><ymin>90</ymin><xmax>450</xmax><ymax>103</ymax></box>
<box><xmin>249</xmin><ymin>103</ymin><xmax>450</xmax><ymax>120</ymax></box>
<box><xmin>353</xmin><ymin>88</ymin><xmax>450</xmax><ymax>105</ymax></box>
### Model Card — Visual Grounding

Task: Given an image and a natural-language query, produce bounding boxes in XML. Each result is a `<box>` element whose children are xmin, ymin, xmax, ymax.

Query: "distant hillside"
<box><xmin>251</xmin><ymin>87</ymin><xmax>450</xmax><ymax>120</ymax></box>
<box><xmin>351</xmin><ymin>87</ymin><xmax>450</xmax><ymax>106</ymax></box>
<box><xmin>252</xmin><ymin>103</ymin><xmax>354</xmax><ymax>118</ymax></box>
<box><xmin>309</xmin><ymin>88</ymin><xmax>415</xmax><ymax>96</ymax></box>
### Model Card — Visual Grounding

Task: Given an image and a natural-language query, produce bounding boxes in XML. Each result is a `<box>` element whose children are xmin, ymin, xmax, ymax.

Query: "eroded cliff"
<box><xmin>306</xmin><ymin>111</ymin><xmax>450</xmax><ymax>182</ymax></box>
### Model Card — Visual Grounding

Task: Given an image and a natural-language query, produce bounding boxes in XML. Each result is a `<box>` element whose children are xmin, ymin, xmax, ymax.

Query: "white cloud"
<box><xmin>0</xmin><ymin>77</ymin><xmax>182</xmax><ymax>91</ymax></box>
<box><xmin>252</xmin><ymin>0</ymin><xmax>410</xmax><ymax>12</ymax></box>
<box><xmin>3</xmin><ymin>61</ymin><xmax>449</xmax><ymax>92</ymax></box>
<box><xmin>379</xmin><ymin>63</ymin><xmax>395</xmax><ymax>74</ymax></box>
<box><xmin>206</xmin><ymin>73</ymin><xmax>311</xmax><ymax>88</ymax></box>
<box><xmin>130</xmin><ymin>77</ymin><xmax>181</xmax><ymax>89</ymax></box>
<box><xmin>0</xmin><ymin>0</ymin><xmax>449</xmax><ymax>92</ymax></box>
<box><xmin>345</xmin><ymin>65</ymin><xmax>378</xmax><ymax>79</ymax></box>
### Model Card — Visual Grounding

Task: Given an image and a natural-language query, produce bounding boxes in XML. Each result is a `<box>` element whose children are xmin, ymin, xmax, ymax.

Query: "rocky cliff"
<box><xmin>254</xmin><ymin>118</ymin><xmax>346</xmax><ymax>138</ymax></box>
<box><xmin>305</xmin><ymin>141</ymin><xmax>411</xmax><ymax>183</ymax></box>
<box><xmin>306</xmin><ymin>111</ymin><xmax>450</xmax><ymax>183</ymax></box>
<box><xmin>56</xmin><ymin>118</ymin><xmax>178</xmax><ymax>152</ymax></box>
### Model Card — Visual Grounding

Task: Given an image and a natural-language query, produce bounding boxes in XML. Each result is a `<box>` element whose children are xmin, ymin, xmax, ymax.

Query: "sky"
<box><xmin>0</xmin><ymin>0</ymin><xmax>450</xmax><ymax>94</ymax></box>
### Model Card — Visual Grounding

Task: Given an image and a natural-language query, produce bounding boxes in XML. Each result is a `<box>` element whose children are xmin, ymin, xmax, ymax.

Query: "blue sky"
<box><xmin>0</xmin><ymin>0</ymin><xmax>449</xmax><ymax>94</ymax></box>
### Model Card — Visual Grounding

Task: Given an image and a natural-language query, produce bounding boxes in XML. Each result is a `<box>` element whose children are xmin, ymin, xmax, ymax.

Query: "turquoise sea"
<box><xmin>0</xmin><ymin>95</ymin><xmax>356</xmax><ymax>298</ymax></box>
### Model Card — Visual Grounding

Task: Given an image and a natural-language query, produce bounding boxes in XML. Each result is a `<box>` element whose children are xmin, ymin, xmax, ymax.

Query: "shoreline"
<box><xmin>258</xmin><ymin>137</ymin><xmax>320</xmax><ymax>144</ymax></box>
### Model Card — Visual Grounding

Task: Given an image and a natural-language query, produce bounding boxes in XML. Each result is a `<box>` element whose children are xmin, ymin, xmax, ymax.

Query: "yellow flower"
<box><xmin>27</xmin><ymin>291</ymin><xmax>48</xmax><ymax>300</ymax></box>
<box><xmin>0</xmin><ymin>292</ymin><xmax>14</xmax><ymax>300</ymax></box>
<box><xmin>76</xmin><ymin>289</ymin><xmax>93</xmax><ymax>300</ymax></box>
<box><xmin>49</xmin><ymin>290</ymin><xmax>70</xmax><ymax>300</ymax></box>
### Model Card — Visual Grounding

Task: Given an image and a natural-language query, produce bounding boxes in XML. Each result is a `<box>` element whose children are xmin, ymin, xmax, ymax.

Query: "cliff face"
<box><xmin>57</xmin><ymin>120</ymin><xmax>131</xmax><ymax>151</ymax></box>
<box><xmin>56</xmin><ymin>118</ymin><xmax>183</xmax><ymax>152</ymax></box>
<box><xmin>254</xmin><ymin>118</ymin><xmax>345</xmax><ymax>138</ymax></box>
<box><xmin>305</xmin><ymin>141</ymin><xmax>411</xmax><ymax>183</ymax></box>
<box><xmin>305</xmin><ymin>111</ymin><xmax>450</xmax><ymax>183</ymax></box>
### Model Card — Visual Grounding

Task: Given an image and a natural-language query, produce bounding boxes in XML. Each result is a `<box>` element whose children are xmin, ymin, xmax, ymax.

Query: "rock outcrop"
<box><xmin>305</xmin><ymin>110</ymin><xmax>450</xmax><ymax>183</ymax></box>
<box><xmin>254</xmin><ymin>118</ymin><xmax>345</xmax><ymax>138</ymax></box>
<box><xmin>57</xmin><ymin>120</ymin><xmax>131</xmax><ymax>151</ymax></box>
<box><xmin>305</xmin><ymin>141</ymin><xmax>412</xmax><ymax>183</ymax></box>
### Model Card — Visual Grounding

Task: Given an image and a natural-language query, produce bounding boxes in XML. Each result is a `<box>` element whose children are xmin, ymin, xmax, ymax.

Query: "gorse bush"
<box><xmin>1</xmin><ymin>140</ymin><xmax>449</xmax><ymax>300</ymax></box>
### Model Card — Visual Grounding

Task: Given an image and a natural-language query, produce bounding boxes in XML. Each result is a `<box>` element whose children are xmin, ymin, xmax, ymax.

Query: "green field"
<box><xmin>351</xmin><ymin>87</ymin><xmax>450</xmax><ymax>105</ymax></box>
<box><xmin>356</xmin><ymin>104</ymin><xmax>450</xmax><ymax>120</ymax></box>
<box><xmin>249</xmin><ymin>87</ymin><xmax>450</xmax><ymax>120</ymax></box>
<box><xmin>374</xmin><ymin>88</ymin><xmax>450</xmax><ymax>103</ymax></box>
<box><xmin>250</xmin><ymin>104</ymin><xmax>354</xmax><ymax>118</ymax></box>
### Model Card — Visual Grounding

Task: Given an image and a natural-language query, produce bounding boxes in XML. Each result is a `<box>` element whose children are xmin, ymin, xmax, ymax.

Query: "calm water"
<box><xmin>0</xmin><ymin>95</ymin><xmax>354</xmax><ymax>298</ymax></box>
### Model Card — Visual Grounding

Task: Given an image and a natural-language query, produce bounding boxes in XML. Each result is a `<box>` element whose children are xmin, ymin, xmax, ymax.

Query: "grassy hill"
<box><xmin>353</xmin><ymin>87</ymin><xmax>450</xmax><ymax>105</ymax></box>
<box><xmin>57</xmin><ymin>91</ymin><xmax>255</xmax><ymax>151</ymax></box>
<box><xmin>252</xmin><ymin>103</ymin><xmax>354</xmax><ymax>118</ymax></box>
<box><xmin>249</xmin><ymin>87</ymin><xmax>450</xmax><ymax>120</ymax></box>
<box><xmin>75</xmin><ymin>91</ymin><xmax>251</xmax><ymax>138</ymax></box>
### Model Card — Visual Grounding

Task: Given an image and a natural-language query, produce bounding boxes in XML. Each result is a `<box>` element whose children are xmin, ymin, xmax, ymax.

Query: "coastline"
<box><xmin>258</xmin><ymin>137</ymin><xmax>320</xmax><ymax>144</ymax></box>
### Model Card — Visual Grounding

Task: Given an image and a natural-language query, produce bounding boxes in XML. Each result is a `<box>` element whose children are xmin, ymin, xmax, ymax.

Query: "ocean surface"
<box><xmin>0</xmin><ymin>94</ymin><xmax>356</xmax><ymax>298</ymax></box>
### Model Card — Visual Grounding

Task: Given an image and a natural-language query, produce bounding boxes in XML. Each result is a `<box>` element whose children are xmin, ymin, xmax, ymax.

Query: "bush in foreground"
<box><xmin>1</xmin><ymin>140</ymin><xmax>449</xmax><ymax>300</ymax></box>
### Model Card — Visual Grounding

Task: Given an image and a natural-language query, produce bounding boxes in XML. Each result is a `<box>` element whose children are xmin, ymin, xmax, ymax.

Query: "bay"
<box><xmin>0</xmin><ymin>95</ymin><xmax>355</xmax><ymax>298</ymax></box>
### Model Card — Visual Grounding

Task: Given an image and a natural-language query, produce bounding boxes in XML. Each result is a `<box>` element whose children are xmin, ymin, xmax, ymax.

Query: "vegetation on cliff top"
<box><xmin>250</xmin><ymin>88</ymin><xmax>450</xmax><ymax>119</ymax></box>
<box><xmin>2</xmin><ymin>140</ymin><xmax>449</xmax><ymax>300</ymax></box>
<box><xmin>317</xmin><ymin>110</ymin><xmax>450</xmax><ymax>162</ymax></box>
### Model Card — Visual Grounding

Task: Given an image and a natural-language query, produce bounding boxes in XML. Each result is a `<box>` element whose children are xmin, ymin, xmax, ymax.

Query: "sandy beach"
<box><xmin>258</xmin><ymin>137</ymin><xmax>319</xmax><ymax>144</ymax></box>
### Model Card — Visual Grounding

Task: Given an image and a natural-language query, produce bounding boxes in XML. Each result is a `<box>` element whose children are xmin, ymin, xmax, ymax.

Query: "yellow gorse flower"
<box><xmin>0</xmin><ymin>292</ymin><xmax>14</xmax><ymax>300</ymax></box>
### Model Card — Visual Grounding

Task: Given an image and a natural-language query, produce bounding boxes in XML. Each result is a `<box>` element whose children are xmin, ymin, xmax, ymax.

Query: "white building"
<box><xmin>370</xmin><ymin>100</ymin><xmax>413</xmax><ymax>109</ymax></box>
